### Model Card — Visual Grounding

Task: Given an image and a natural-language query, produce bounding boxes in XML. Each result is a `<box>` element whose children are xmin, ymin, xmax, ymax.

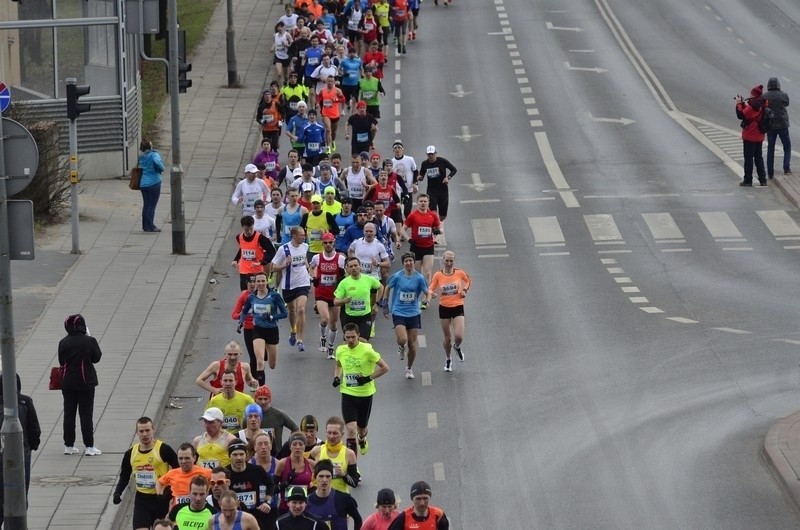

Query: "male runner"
<box><xmin>157</xmin><ymin>443</ymin><xmax>212</xmax><ymax>510</ymax></box>
<box><xmin>206</xmin><ymin>372</ymin><xmax>255</xmax><ymax>434</ymax></box>
<box><xmin>309</xmin><ymin>233</ymin><xmax>347</xmax><ymax>357</ymax></box>
<box><xmin>403</xmin><ymin>194</ymin><xmax>442</xmax><ymax>286</ymax></box>
<box><xmin>166</xmin><ymin>475</ymin><xmax>216</xmax><ymax>529</ymax></box>
<box><xmin>417</xmin><ymin>145</ymin><xmax>457</xmax><ymax>222</ymax></box>
<box><xmin>334</xmin><ymin>257</ymin><xmax>382</xmax><ymax>340</ymax></box>
<box><xmin>308</xmin><ymin>417</ymin><xmax>359</xmax><ymax>492</ymax></box>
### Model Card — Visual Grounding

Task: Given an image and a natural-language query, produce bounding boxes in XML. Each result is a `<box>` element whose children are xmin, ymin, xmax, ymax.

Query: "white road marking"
<box><xmin>422</xmin><ymin>372</ymin><xmax>432</xmax><ymax>385</ymax></box>
<box><xmin>540</xmin><ymin>252</ymin><xmax>570</xmax><ymax>256</ymax></box>
<box><xmin>472</xmin><ymin>217</ymin><xmax>507</xmax><ymax>245</ymax></box>
<box><xmin>698</xmin><ymin>212</ymin><xmax>742</xmax><ymax>239</ymax></box>
<box><xmin>713</xmin><ymin>327</ymin><xmax>751</xmax><ymax>334</ymax></box>
<box><xmin>523</xmin><ymin>97</ymin><xmax>536</xmax><ymax>104</ymax></box>
<box><xmin>509</xmin><ymin>51</ymin><xmax>520</xmax><ymax>57</ymax></box>
<box><xmin>722</xmin><ymin>247</ymin><xmax>753</xmax><ymax>251</ymax></box>
<box><xmin>642</xmin><ymin>213</ymin><xmax>684</xmax><ymax>240</ymax></box>
<box><xmin>621</xmin><ymin>286</ymin><xmax>640</xmax><ymax>293</ymax></box>
<box><xmin>500</xmin><ymin>20</ymin><xmax>510</xmax><ymax>26</ymax></box>
<box><xmin>629</xmin><ymin>297</ymin><xmax>648</xmax><ymax>303</ymax></box>
<box><xmin>512</xmin><ymin>60</ymin><xmax>523</xmax><ymax>66</ymax></box>
<box><xmin>607</xmin><ymin>267</ymin><xmax>624</xmax><ymax>273</ymax></box>
<box><xmin>526</xmin><ymin>108</ymin><xmax>540</xmax><ymax>115</ymax></box>
<box><xmin>434</xmin><ymin>462</ymin><xmax>445</xmax><ymax>481</ymax></box>
<box><xmin>476</xmin><ymin>244</ymin><xmax>507</xmax><ymax>249</ymax></box>
<box><xmin>774</xmin><ymin>339</ymin><xmax>800</xmax><ymax>345</ymax></box>
<box><xmin>528</xmin><ymin>216</ymin><xmax>564</xmax><ymax>245</ymax></box>
<box><xmin>598</xmin><ymin>249</ymin><xmax>632</xmax><ymax>254</ymax></box>
<box><xmin>505</xmin><ymin>35</ymin><xmax>515</xmax><ymax>41</ymax></box>
<box><xmin>460</xmin><ymin>199</ymin><xmax>501</xmax><ymax>204</ymax></box>
<box><xmin>462</xmin><ymin>172</ymin><xmax>494</xmax><ymax>191</ymax></box>
<box><xmin>454</xmin><ymin>126</ymin><xmax>480</xmax><ymax>142</ymax></box>
<box><xmin>613</xmin><ymin>277</ymin><xmax>632</xmax><ymax>284</ymax></box>
<box><xmin>427</xmin><ymin>412</ymin><xmax>438</xmax><ymax>429</ymax></box>
<box><xmin>564</xmin><ymin>61</ymin><xmax>607</xmax><ymax>73</ymax></box>
<box><xmin>569</xmin><ymin>49</ymin><xmax>595</xmax><ymax>53</ymax></box>
<box><xmin>418</xmin><ymin>335</ymin><xmax>426</xmax><ymax>348</ymax></box>
<box><xmin>661</xmin><ymin>248</ymin><xmax>692</xmax><ymax>253</ymax></box>
<box><xmin>640</xmin><ymin>307</ymin><xmax>664</xmax><ymax>314</ymax></box>
<box><xmin>395</xmin><ymin>120</ymin><xmax>401</xmax><ymax>134</ymax></box>
<box><xmin>585</xmin><ymin>214</ymin><xmax>623</xmax><ymax>241</ymax></box>
<box><xmin>394</xmin><ymin>89</ymin><xmax>401</xmax><ymax>99</ymax></box>
<box><xmin>517</xmin><ymin>77</ymin><xmax>529</xmax><ymax>84</ymax></box>
<box><xmin>507</xmin><ymin>43</ymin><xmax>518</xmax><ymax>49</ymax></box>
<box><xmin>783</xmin><ymin>245</ymin><xmax>800</xmax><ymax>250</ymax></box>
<box><xmin>520</xmin><ymin>86</ymin><xmax>532</xmax><ymax>93</ymax></box>
<box><xmin>496</xmin><ymin>6</ymin><xmax>505</xmax><ymax>11</ymax></box>
<box><xmin>395</xmin><ymin>60</ymin><xmax>401</xmax><ymax>71</ymax></box>
<box><xmin>395</xmin><ymin>73</ymin><xmax>401</xmax><ymax>84</ymax></box>
<box><xmin>534</xmin><ymin>132</ymin><xmax>580</xmax><ymax>208</ymax></box>
<box><xmin>449</xmin><ymin>85</ymin><xmax>473</xmax><ymax>98</ymax></box>
<box><xmin>667</xmin><ymin>317</ymin><xmax>698</xmax><ymax>324</ymax></box>
<box><xmin>600</xmin><ymin>258</ymin><xmax>617</xmax><ymax>264</ymax></box>
<box><xmin>515</xmin><ymin>197</ymin><xmax>555</xmax><ymax>201</ymax></box>
<box><xmin>530</xmin><ymin>120</ymin><xmax>543</xmax><ymax>127</ymax></box>
<box><xmin>478</xmin><ymin>254</ymin><xmax>509</xmax><ymax>258</ymax></box>
<box><xmin>536</xmin><ymin>243</ymin><xmax>565</xmax><ymax>247</ymax></box>
<box><xmin>394</xmin><ymin>103</ymin><xmax>401</xmax><ymax>115</ymax></box>
<box><xmin>545</xmin><ymin>21</ymin><xmax>584</xmax><ymax>32</ymax></box>
<box><xmin>655</xmin><ymin>239</ymin><xmax>686</xmax><ymax>244</ymax></box>
<box><xmin>757</xmin><ymin>210</ymin><xmax>800</xmax><ymax>237</ymax></box>
<box><xmin>515</xmin><ymin>68</ymin><xmax>526</xmax><ymax>75</ymax></box>
<box><xmin>585</xmin><ymin>112</ymin><xmax>635</xmax><ymax>125</ymax></box>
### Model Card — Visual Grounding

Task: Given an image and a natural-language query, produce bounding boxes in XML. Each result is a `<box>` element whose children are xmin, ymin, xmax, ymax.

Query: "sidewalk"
<box><xmin>11</xmin><ymin>0</ymin><xmax>277</xmax><ymax>526</ymax></box>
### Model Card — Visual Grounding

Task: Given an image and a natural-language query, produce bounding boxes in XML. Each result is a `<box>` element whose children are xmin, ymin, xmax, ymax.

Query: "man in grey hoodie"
<box><xmin>764</xmin><ymin>77</ymin><xmax>791</xmax><ymax>178</ymax></box>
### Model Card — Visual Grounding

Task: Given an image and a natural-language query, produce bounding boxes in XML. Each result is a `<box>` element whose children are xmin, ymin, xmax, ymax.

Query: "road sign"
<box><xmin>7</xmin><ymin>200</ymin><xmax>34</xmax><ymax>260</ymax></box>
<box><xmin>0</xmin><ymin>82</ymin><xmax>10</xmax><ymax>113</ymax></box>
<box><xmin>2</xmin><ymin>118</ymin><xmax>39</xmax><ymax>197</ymax></box>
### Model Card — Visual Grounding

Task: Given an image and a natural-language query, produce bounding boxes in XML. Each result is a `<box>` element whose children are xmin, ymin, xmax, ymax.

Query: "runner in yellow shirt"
<box><xmin>206</xmin><ymin>370</ymin><xmax>255</xmax><ymax>433</ymax></box>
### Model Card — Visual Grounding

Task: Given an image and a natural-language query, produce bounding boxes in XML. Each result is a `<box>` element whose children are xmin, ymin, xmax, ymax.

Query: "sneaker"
<box><xmin>759</xmin><ymin>179</ymin><xmax>768</xmax><ymax>186</ymax></box>
<box><xmin>398</xmin><ymin>345</ymin><xmax>405</xmax><ymax>360</ymax></box>
<box><xmin>443</xmin><ymin>359</ymin><xmax>452</xmax><ymax>372</ymax></box>
<box><xmin>84</xmin><ymin>446</ymin><xmax>102</xmax><ymax>456</ymax></box>
<box><xmin>454</xmin><ymin>344</ymin><xmax>464</xmax><ymax>361</ymax></box>
<box><xmin>404</xmin><ymin>368</ymin><xmax>415</xmax><ymax>379</ymax></box>
<box><xmin>370</xmin><ymin>321</ymin><xmax>376</xmax><ymax>338</ymax></box>
<box><xmin>420</xmin><ymin>300</ymin><xmax>428</xmax><ymax>310</ymax></box>
<box><xmin>289</xmin><ymin>332</ymin><xmax>297</xmax><ymax>346</ymax></box>
<box><xmin>786</xmin><ymin>170</ymin><xmax>793</xmax><ymax>175</ymax></box>
<box><xmin>297</xmin><ymin>341</ymin><xmax>305</xmax><ymax>352</ymax></box>
<box><xmin>326</xmin><ymin>348</ymin><xmax>335</xmax><ymax>360</ymax></box>
<box><xmin>358</xmin><ymin>437</ymin><xmax>369</xmax><ymax>455</ymax></box>
<box><xmin>739</xmin><ymin>181</ymin><xmax>752</xmax><ymax>187</ymax></box>
<box><xmin>332</xmin><ymin>141</ymin><xmax>337</xmax><ymax>152</ymax></box>
<box><xmin>64</xmin><ymin>446</ymin><xmax>79</xmax><ymax>455</ymax></box>
<box><xmin>319</xmin><ymin>336</ymin><xmax>327</xmax><ymax>352</ymax></box>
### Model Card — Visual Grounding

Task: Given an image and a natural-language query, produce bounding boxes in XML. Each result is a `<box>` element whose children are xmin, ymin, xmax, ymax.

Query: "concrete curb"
<box><xmin>763</xmin><ymin>412</ymin><xmax>800</xmax><ymax>514</ymax></box>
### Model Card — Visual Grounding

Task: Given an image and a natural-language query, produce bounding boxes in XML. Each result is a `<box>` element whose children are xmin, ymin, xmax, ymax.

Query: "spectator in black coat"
<box><xmin>58</xmin><ymin>314</ymin><xmax>103</xmax><ymax>456</ymax></box>
<box><xmin>0</xmin><ymin>373</ymin><xmax>41</xmax><ymax>525</ymax></box>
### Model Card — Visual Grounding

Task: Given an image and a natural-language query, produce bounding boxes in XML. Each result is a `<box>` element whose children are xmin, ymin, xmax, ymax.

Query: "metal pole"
<box><xmin>0</xmin><ymin>114</ymin><xmax>29</xmax><ymax>530</ymax></box>
<box><xmin>226</xmin><ymin>0</ymin><xmax>237</xmax><ymax>87</ymax></box>
<box><xmin>167</xmin><ymin>0</ymin><xmax>186</xmax><ymax>254</ymax></box>
<box><xmin>68</xmin><ymin>115</ymin><xmax>80</xmax><ymax>254</ymax></box>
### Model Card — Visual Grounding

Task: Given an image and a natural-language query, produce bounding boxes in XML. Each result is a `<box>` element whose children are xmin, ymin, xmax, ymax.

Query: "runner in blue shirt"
<box><xmin>334</xmin><ymin>198</ymin><xmax>356</xmax><ymax>253</ymax></box>
<box><xmin>381</xmin><ymin>252</ymin><xmax>428</xmax><ymax>380</ymax></box>
<box><xmin>302</xmin><ymin>110</ymin><xmax>328</xmax><ymax>166</ymax></box>
<box><xmin>339</xmin><ymin>48</ymin><xmax>363</xmax><ymax>110</ymax></box>
<box><xmin>238</xmin><ymin>272</ymin><xmax>288</xmax><ymax>375</ymax></box>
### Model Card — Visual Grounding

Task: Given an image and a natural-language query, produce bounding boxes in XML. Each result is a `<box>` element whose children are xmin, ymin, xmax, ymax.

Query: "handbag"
<box><xmin>49</xmin><ymin>365</ymin><xmax>64</xmax><ymax>390</ymax></box>
<box><xmin>129</xmin><ymin>166</ymin><xmax>142</xmax><ymax>190</ymax></box>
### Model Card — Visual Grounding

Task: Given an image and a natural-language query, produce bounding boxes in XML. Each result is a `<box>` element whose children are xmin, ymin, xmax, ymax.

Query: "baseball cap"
<box><xmin>287</xmin><ymin>486</ymin><xmax>307</xmax><ymax>501</ymax></box>
<box><xmin>292</xmin><ymin>167</ymin><xmax>304</xmax><ymax>177</ymax></box>
<box><xmin>311</xmin><ymin>194</ymin><xmax>323</xmax><ymax>203</ymax></box>
<box><xmin>356</xmin><ymin>100</ymin><xmax>367</xmax><ymax>109</ymax></box>
<box><xmin>201</xmin><ymin>407</ymin><xmax>224</xmax><ymax>422</ymax></box>
<box><xmin>300</xmin><ymin>415</ymin><xmax>318</xmax><ymax>430</ymax></box>
<box><xmin>376</xmin><ymin>488</ymin><xmax>396</xmax><ymax>506</ymax></box>
<box><xmin>244</xmin><ymin>163</ymin><xmax>258</xmax><ymax>173</ymax></box>
<box><xmin>301</xmin><ymin>182</ymin><xmax>315</xmax><ymax>194</ymax></box>
<box><xmin>245</xmin><ymin>403</ymin><xmax>263</xmax><ymax>418</ymax></box>
<box><xmin>321</xmin><ymin>232</ymin><xmax>335</xmax><ymax>242</ymax></box>
<box><xmin>426</xmin><ymin>145</ymin><xmax>436</xmax><ymax>154</ymax></box>
<box><xmin>410</xmin><ymin>481</ymin><xmax>432</xmax><ymax>499</ymax></box>
<box><xmin>228</xmin><ymin>440</ymin><xmax>248</xmax><ymax>456</ymax></box>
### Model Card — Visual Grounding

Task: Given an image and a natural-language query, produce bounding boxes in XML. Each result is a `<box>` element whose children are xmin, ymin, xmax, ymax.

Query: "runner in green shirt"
<box><xmin>167</xmin><ymin>476</ymin><xmax>216</xmax><ymax>529</ymax></box>
<box><xmin>333</xmin><ymin>322</ymin><xmax>389</xmax><ymax>456</ymax></box>
<box><xmin>334</xmin><ymin>256</ymin><xmax>382</xmax><ymax>340</ymax></box>
<box><xmin>358</xmin><ymin>67</ymin><xmax>385</xmax><ymax>119</ymax></box>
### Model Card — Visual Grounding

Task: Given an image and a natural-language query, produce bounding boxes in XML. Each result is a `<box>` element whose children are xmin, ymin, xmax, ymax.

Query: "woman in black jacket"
<box><xmin>58</xmin><ymin>314</ymin><xmax>103</xmax><ymax>456</ymax></box>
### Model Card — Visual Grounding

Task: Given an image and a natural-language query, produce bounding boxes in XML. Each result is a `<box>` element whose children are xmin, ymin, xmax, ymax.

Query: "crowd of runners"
<box><xmin>113</xmin><ymin>0</ymin><xmax>464</xmax><ymax>528</ymax></box>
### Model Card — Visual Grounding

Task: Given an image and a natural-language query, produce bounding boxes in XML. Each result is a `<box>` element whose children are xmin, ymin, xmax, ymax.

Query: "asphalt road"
<box><xmin>131</xmin><ymin>1</ymin><xmax>800</xmax><ymax>528</ymax></box>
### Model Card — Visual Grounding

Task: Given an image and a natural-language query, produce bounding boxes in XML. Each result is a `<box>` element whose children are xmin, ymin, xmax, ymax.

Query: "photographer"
<box><xmin>735</xmin><ymin>85</ymin><xmax>767</xmax><ymax>187</ymax></box>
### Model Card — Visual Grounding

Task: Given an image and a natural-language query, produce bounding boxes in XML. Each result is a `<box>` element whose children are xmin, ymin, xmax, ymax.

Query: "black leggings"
<box><xmin>63</xmin><ymin>387</ymin><xmax>95</xmax><ymax>447</ymax></box>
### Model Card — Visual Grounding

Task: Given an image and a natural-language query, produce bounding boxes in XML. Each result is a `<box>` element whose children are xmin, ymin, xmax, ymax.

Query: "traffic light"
<box><xmin>66</xmin><ymin>79</ymin><xmax>91</xmax><ymax>121</ymax></box>
<box><xmin>178</xmin><ymin>61</ymin><xmax>192</xmax><ymax>93</ymax></box>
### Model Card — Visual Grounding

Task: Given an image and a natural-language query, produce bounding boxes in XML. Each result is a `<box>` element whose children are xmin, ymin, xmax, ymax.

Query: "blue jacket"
<box><xmin>287</xmin><ymin>114</ymin><xmax>310</xmax><ymax>145</ymax></box>
<box><xmin>138</xmin><ymin>149</ymin><xmax>164</xmax><ymax>188</ymax></box>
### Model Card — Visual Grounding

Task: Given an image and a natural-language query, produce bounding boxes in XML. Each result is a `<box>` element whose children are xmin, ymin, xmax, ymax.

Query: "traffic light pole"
<box><xmin>68</xmin><ymin>117</ymin><xmax>80</xmax><ymax>254</ymax></box>
<box><xmin>167</xmin><ymin>0</ymin><xmax>186</xmax><ymax>254</ymax></box>
<box><xmin>0</xmin><ymin>110</ymin><xmax>29</xmax><ymax>530</ymax></box>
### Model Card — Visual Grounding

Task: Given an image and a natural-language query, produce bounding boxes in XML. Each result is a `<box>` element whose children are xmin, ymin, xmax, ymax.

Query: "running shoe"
<box><xmin>332</xmin><ymin>141</ymin><xmax>337</xmax><ymax>152</ymax></box>
<box><xmin>443</xmin><ymin>359</ymin><xmax>452</xmax><ymax>372</ymax></box>
<box><xmin>420</xmin><ymin>300</ymin><xmax>428</xmax><ymax>310</ymax></box>
<box><xmin>319</xmin><ymin>336</ymin><xmax>327</xmax><ymax>352</ymax></box>
<box><xmin>398</xmin><ymin>345</ymin><xmax>405</xmax><ymax>360</ymax></box>
<box><xmin>84</xmin><ymin>446</ymin><xmax>102</xmax><ymax>456</ymax></box>
<box><xmin>64</xmin><ymin>446</ymin><xmax>80</xmax><ymax>455</ymax></box>
<box><xmin>358</xmin><ymin>437</ymin><xmax>369</xmax><ymax>455</ymax></box>
<box><xmin>326</xmin><ymin>347</ymin><xmax>335</xmax><ymax>360</ymax></box>
<box><xmin>454</xmin><ymin>344</ymin><xmax>464</xmax><ymax>361</ymax></box>
<box><xmin>370</xmin><ymin>321</ymin><xmax>376</xmax><ymax>338</ymax></box>
<box><xmin>404</xmin><ymin>368</ymin><xmax>415</xmax><ymax>379</ymax></box>
<box><xmin>289</xmin><ymin>332</ymin><xmax>297</xmax><ymax>346</ymax></box>
<box><xmin>297</xmin><ymin>341</ymin><xmax>305</xmax><ymax>352</ymax></box>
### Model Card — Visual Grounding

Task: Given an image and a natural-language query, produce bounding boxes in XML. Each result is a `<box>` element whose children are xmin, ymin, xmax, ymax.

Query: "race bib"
<box><xmin>350</xmin><ymin>184</ymin><xmax>363</xmax><ymax>197</ymax></box>
<box><xmin>362</xmin><ymin>90</ymin><xmax>375</xmax><ymax>100</ymax></box>
<box><xmin>265</xmin><ymin>161</ymin><xmax>276</xmax><ymax>171</ymax></box>
<box><xmin>292</xmin><ymin>254</ymin><xmax>306</xmax><ymax>267</ymax></box>
<box><xmin>242</xmin><ymin>249</ymin><xmax>256</xmax><ymax>261</ymax></box>
<box><xmin>308</xmin><ymin>142</ymin><xmax>320</xmax><ymax>152</ymax></box>
<box><xmin>223</xmin><ymin>415</ymin><xmax>239</xmax><ymax>430</ymax></box>
<box><xmin>360</xmin><ymin>262</ymin><xmax>372</xmax><ymax>273</ymax></box>
<box><xmin>345</xmin><ymin>373</ymin><xmax>360</xmax><ymax>387</ymax></box>
<box><xmin>289</xmin><ymin>101</ymin><xmax>298</xmax><ymax>110</ymax></box>
<box><xmin>321</xmin><ymin>274</ymin><xmax>336</xmax><ymax>286</ymax></box>
<box><xmin>310</xmin><ymin>229</ymin><xmax>323</xmax><ymax>241</ymax></box>
<box><xmin>418</xmin><ymin>226</ymin><xmax>432</xmax><ymax>238</ymax></box>
<box><xmin>356</xmin><ymin>132</ymin><xmax>369</xmax><ymax>142</ymax></box>
<box><xmin>364</xmin><ymin>22</ymin><xmax>374</xmax><ymax>31</ymax></box>
<box><xmin>176</xmin><ymin>495</ymin><xmax>190</xmax><ymax>505</ymax></box>
<box><xmin>323</xmin><ymin>99</ymin><xmax>333</xmax><ymax>108</ymax></box>
<box><xmin>135</xmin><ymin>470</ymin><xmax>156</xmax><ymax>490</ymax></box>
<box><xmin>399</xmin><ymin>291</ymin><xmax>415</xmax><ymax>302</ymax></box>
<box><xmin>200</xmin><ymin>459</ymin><xmax>219</xmax><ymax>469</ymax></box>
<box><xmin>237</xmin><ymin>491</ymin><xmax>257</xmax><ymax>508</ymax></box>
<box><xmin>308</xmin><ymin>56</ymin><xmax>319</xmax><ymax>65</ymax></box>
<box><xmin>264</xmin><ymin>114</ymin><xmax>274</xmax><ymax>123</ymax></box>
<box><xmin>300</xmin><ymin>50</ymin><xmax>306</xmax><ymax>58</ymax></box>
<box><xmin>349</xmin><ymin>299</ymin><xmax>366</xmax><ymax>311</ymax></box>
<box><xmin>442</xmin><ymin>283</ymin><xmax>458</xmax><ymax>295</ymax></box>
<box><xmin>426</xmin><ymin>168</ymin><xmax>439</xmax><ymax>178</ymax></box>
<box><xmin>284</xmin><ymin>224</ymin><xmax>298</xmax><ymax>235</ymax></box>
<box><xmin>253</xmin><ymin>303</ymin><xmax>271</xmax><ymax>315</ymax></box>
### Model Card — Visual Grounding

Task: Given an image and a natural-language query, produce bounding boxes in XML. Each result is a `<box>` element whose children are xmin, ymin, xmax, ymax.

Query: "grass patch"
<box><xmin>141</xmin><ymin>0</ymin><xmax>220</xmax><ymax>140</ymax></box>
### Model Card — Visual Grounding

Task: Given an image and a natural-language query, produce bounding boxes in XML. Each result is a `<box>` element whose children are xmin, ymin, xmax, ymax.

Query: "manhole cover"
<box><xmin>33</xmin><ymin>475</ymin><xmax>116</xmax><ymax>487</ymax></box>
